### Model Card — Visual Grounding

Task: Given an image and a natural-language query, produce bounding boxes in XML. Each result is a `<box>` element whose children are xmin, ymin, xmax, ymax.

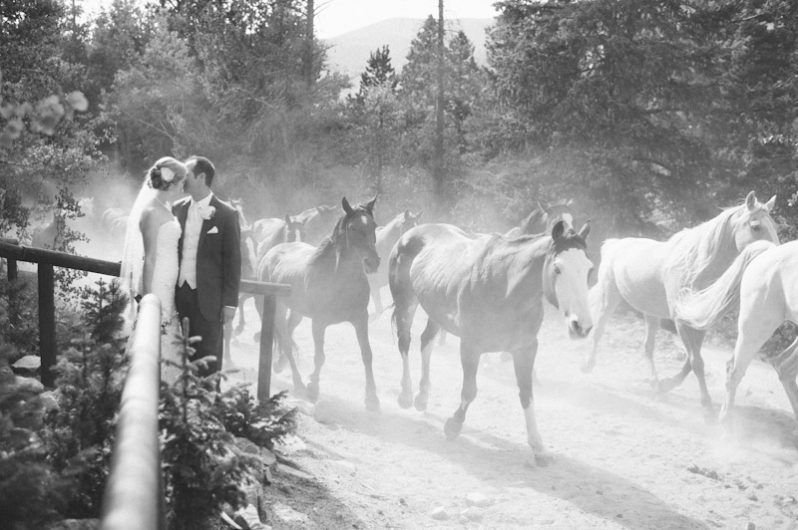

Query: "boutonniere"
<box><xmin>198</xmin><ymin>205</ymin><xmax>216</xmax><ymax>220</ymax></box>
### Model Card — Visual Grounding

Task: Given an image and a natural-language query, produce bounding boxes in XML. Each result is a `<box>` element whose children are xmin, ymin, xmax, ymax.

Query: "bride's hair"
<box><xmin>148</xmin><ymin>156</ymin><xmax>188</xmax><ymax>191</ymax></box>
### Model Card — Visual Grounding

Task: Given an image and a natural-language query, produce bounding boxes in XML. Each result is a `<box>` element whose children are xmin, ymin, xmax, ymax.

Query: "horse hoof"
<box><xmin>366</xmin><ymin>396</ymin><xmax>381</xmax><ymax>413</ymax></box>
<box><xmin>444</xmin><ymin>418</ymin><xmax>462</xmax><ymax>441</ymax></box>
<box><xmin>535</xmin><ymin>451</ymin><xmax>554</xmax><ymax>467</ymax></box>
<box><xmin>657</xmin><ymin>378</ymin><xmax>678</xmax><ymax>393</ymax></box>
<box><xmin>397</xmin><ymin>392</ymin><xmax>413</xmax><ymax>409</ymax></box>
<box><xmin>413</xmin><ymin>394</ymin><xmax>428</xmax><ymax>412</ymax></box>
<box><xmin>307</xmin><ymin>382</ymin><xmax>320</xmax><ymax>403</ymax></box>
<box><xmin>703</xmin><ymin>408</ymin><xmax>718</xmax><ymax>426</ymax></box>
<box><xmin>580</xmin><ymin>361</ymin><xmax>594</xmax><ymax>374</ymax></box>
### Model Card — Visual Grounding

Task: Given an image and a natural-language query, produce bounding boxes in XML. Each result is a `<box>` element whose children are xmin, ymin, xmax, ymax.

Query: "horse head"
<box><xmin>284</xmin><ymin>213</ymin><xmax>306</xmax><ymax>243</ymax></box>
<box><xmin>732</xmin><ymin>191</ymin><xmax>778</xmax><ymax>252</ymax></box>
<box><xmin>399</xmin><ymin>209</ymin><xmax>422</xmax><ymax>235</ymax></box>
<box><xmin>303</xmin><ymin>204</ymin><xmax>340</xmax><ymax>245</ymax></box>
<box><xmin>543</xmin><ymin>220</ymin><xmax>593</xmax><ymax>339</ymax></box>
<box><xmin>340</xmin><ymin>196</ymin><xmax>380</xmax><ymax>274</ymax></box>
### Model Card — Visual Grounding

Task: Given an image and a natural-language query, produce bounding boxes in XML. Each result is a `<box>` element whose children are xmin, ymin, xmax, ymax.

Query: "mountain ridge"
<box><xmin>323</xmin><ymin>17</ymin><xmax>494</xmax><ymax>81</ymax></box>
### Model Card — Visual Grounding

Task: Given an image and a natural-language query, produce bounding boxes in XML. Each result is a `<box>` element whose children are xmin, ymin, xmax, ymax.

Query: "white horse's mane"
<box><xmin>666</xmin><ymin>202</ymin><xmax>745</xmax><ymax>291</ymax></box>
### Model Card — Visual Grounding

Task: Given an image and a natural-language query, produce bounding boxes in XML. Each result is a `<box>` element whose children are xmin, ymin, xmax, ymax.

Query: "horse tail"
<box><xmin>674</xmin><ymin>239</ymin><xmax>775</xmax><ymax>330</ymax></box>
<box><xmin>389</xmin><ymin>236</ymin><xmax>421</xmax><ymax>354</ymax></box>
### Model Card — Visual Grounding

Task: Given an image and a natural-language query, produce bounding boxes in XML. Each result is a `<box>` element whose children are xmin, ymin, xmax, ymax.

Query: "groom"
<box><xmin>174</xmin><ymin>155</ymin><xmax>241</xmax><ymax>378</ymax></box>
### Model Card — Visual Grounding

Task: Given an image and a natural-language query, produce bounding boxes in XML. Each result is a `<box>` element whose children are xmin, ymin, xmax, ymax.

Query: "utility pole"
<box><xmin>433</xmin><ymin>0</ymin><xmax>445</xmax><ymax>201</ymax></box>
<box><xmin>305</xmin><ymin>0</ymin><xmax>315</xmax><ymax>86</ymax></box>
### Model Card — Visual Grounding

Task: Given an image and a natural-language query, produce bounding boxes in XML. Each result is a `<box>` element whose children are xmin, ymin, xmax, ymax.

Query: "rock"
<box><xmin>14</xmin><ymin>375</ymin><xmax>44</xmax><ymax>394</ymax></box>
<box><xmin>430</xmin><ymin>506</ymin><xmax>449</xmax><ymax>520</ymax></box>
<box><xmin>460</xmin><ymin>507</ymin><xmax>484</xmax><ymax>522</ymax></box>
<box><xmin>746</xmin><ymin>523</ymin><xmax>755</xmax><ymax>530</ymax></box>
<box><xmin>276</xmin><ymin>463</ymin><xmax>313</xmax><ymax>481</ymax></box>
<box><xmin>12</xmin><ymin>355</ymin><xmax>40</xmax><ymax>376</ymax></box>
<box><xmin>465</xmin><ymin>492</ymin><xmax>493</xmax><ymax>508</ymax></box>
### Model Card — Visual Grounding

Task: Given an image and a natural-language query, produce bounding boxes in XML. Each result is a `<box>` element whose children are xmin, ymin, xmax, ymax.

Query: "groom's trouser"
<box><xmin>176</xmin><ymin>282</ymin><xmax>223</xmax><ymax>379</ymax></box>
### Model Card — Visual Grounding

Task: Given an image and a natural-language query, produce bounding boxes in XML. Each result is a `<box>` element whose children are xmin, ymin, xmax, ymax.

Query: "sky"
<box><xmin>80</xmin><ymin>0</ymin><xmax>499</xmax><ymax>39</ymax></box>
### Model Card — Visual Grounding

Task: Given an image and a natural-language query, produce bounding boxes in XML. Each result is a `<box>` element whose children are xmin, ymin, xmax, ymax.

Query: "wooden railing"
<box><xmin>100</xmin><ymin>294</ymin><xmax>165</xmax><ymax>530</ymax></box>
<box><xmin>0</xmin><ymin>238</ymin><xmax>290</xmax><ymax>399</ymax></box>
<box><xmin>0</xmin><ymin>238</ymin><xmax>291</xmax><ymax>529</ymax></box>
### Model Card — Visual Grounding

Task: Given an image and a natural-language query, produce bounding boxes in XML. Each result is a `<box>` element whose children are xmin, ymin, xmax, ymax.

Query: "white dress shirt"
<box><xmin>179</xmin><ymin>192</ymin><xmax>213</xmax><ymax>289</ymax></box>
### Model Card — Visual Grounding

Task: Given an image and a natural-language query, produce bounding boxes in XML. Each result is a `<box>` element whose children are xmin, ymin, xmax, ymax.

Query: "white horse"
<box><xmin>675</xmin><ymin>240</ymin><xmax>798</xmax><ymax>428</ymax></box>
<box><xmin>586</xmin><ymin>191</ymin><xmax>778</xmax><ymax>418</ymax></box>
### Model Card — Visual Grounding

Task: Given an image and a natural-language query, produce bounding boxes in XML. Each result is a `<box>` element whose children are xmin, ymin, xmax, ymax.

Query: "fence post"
<box><xmin>100</xmin><ymin>294</ymin><xmax>165</xmax><ymax>530</ymax></box>
<box><xmin>257</xmin><ymin>294</ymin><xmax>277</xmax><ymax>402</ymax></box>
<box><xmin>38</xmin><ymin>263</ymin><xmax>56</xmax><ymax>387</ymax></box>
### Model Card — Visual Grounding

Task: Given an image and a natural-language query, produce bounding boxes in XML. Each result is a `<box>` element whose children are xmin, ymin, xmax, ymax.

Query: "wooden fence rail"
<box><xmin>0</xmin><ymin>238</ymin><xmax>290</xmax><ymax>398</ymax></box>
<box><xmin>100</xmin><ymin>294</ymin><xmax>165</xmax><ymax>530</ymax></box>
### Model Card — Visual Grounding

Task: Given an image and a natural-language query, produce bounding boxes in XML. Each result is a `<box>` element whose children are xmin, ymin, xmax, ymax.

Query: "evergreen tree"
<box><xmin>356</xmin><ymin>45</ymin><xmax>397</xmax><ymax>102</ymax></box>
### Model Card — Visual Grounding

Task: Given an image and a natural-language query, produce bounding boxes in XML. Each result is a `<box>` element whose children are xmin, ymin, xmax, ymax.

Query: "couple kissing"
<box><xmin>120</xmin><ymin>156</ymin><xmax>241</xmax><ymax>383</ymax></box>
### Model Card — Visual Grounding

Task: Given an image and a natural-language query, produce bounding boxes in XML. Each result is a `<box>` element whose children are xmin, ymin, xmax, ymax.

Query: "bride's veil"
<box><xmin>120</xmin><ymin>178</ymin><xmax>155</xmax><ymax>315</ymax></box>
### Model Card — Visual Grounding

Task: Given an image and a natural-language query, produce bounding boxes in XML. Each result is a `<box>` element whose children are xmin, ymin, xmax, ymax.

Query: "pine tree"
<box><xmin>356</xmin><ymin>45</ymin><xmax>397</xmax><ymax>102</ymax></box>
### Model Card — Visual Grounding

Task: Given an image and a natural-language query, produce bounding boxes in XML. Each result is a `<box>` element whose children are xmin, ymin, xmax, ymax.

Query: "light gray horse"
<box><xmin>586</xmin><ymin>191</ymin><xmax>778</xmax><ymax>418</ymax></box>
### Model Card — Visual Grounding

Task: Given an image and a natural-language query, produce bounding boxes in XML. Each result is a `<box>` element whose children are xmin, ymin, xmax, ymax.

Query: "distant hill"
<box><xmin>323</xmin><ymin>17</ymin><xmax>494</xmax><ymax>82</ymax></box>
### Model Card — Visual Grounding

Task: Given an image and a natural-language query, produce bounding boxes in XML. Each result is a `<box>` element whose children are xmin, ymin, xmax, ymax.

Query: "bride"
<box><xmin>120</xmin><ymin>156</ymin><xmax>188</xmax><ymax>382</ymax></box>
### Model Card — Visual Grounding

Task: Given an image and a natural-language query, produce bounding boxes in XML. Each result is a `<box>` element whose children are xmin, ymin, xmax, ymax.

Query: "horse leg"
<box><xmin>444</xmin><ymin>343</ymin><xmax>480</xmax><ymax>441</ymax></box>
<box><xmin>234</xmin><ymin>293</ymin><xmax>250</xmax><ymax>336</ymax></box>
<box><xmin>415</xmin><ymin>317</ymin><xmax>440</xmax><ymax>412</ymax></box>
<box><xmin>584</xmin><ymin>278</ymin><xmax>623</xmax><ymax>373</ymax></box>
<box><xmin>274</xmin><ymin>310</ymin><xmax>302</xmax><ymax>374</ymax></box>
<box><xmin>306</xmin><ymin>319</ymin><xmax>326</xmax><ymax>403</ymax></box>
<box><xmin>772</xmin><ymin>338</ymin><xmax>798</xmax><ymax>421</ymax></box>
<box><xmin>353</xmin><ymin>312</ymin><xmax>380</xmax><ymax>413</ymax></box>
<box><xmin>395</xmin><ymin>301</ymin><xmax>418</xmax><ymax>410</ymax></box>
<box><xmin>274</xmin><ymin>302</ymin><xmax>306</xmax><ymax>395</ymax></box>
<box><xmin>223</xmin><ymin>321</ymin><xmax>235</xmax><ymax>369</ymax></box>
<box><xmin>664</xmin><ymin>325</ymin><xmax>712</xmax><ymax>417</ymax></box>
<box><xmin>511</xmin><ymin>340</ymin><xmax>550</xmax><ymax>465</ymax></box>
<box><xmin>369</xmin><ymin>286</ymin><xmax>383</xmax><ymax>323</ymax></box>
<box><xmin>643</xmin><ymin>315</ymin><xmax>660</xmax><ymax>386</ymax></box>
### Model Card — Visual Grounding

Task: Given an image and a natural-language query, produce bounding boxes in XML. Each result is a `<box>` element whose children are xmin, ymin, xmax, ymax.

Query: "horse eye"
<box><xmin>553</xmin><ymin>264</ymin><xmax>562</xmax><ymax>275</ymax></box>
<box><xmin>751</xmin><ymin>224</ymin><xmax>761</xmax><ymax>232</ymax></box>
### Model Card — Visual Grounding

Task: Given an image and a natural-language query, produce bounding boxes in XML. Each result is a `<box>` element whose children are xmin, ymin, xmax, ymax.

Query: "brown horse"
<box><xmin>368</xmin><ymin>209</ymin><xmax>422</xmax><ymax>319</ymax></box>
<box><xmin>259</xmin><ymin>197</ymin><xmax>381</xmax><ymax>411</ymax></box>
<box><xmin>504</xmin><ymin>199</ymin><xmax>574</xmax><ymax>238</ymax></box>
<box><xmin>389</xmin><ymin>220</ymin><xmax>592</xmax><ymax>463</ymax></box>
<box><xmin>233</xmin><ymin>214</ymin><xmax>305</xmax><ymax>337</ymax></box>
<box><xmin>293</xmin><ymin>204</ymin><xmax>340</xmax><ymax>245</ymax></box>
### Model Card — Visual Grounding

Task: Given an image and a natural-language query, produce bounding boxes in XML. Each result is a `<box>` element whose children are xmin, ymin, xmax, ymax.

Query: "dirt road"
<box><xmin>226</xmin><ymin>294</ymin><xmax>798</xmax><ymax>530</ymax></box>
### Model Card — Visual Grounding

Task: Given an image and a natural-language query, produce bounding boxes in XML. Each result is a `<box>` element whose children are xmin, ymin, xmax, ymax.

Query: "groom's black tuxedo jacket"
<box><xmin>173</xmin><ymin>195</ymin><xmax>241</xmax><ymax>322</ymax></box>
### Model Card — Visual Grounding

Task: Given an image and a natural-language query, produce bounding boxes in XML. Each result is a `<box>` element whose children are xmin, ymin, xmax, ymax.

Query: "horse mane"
<box><xmin>665</xmin><ymin>202</ymin><xmax>748</xmax><ymax>290</ymax></box>
<box><xmin>309</xmin><ymin>205</ymin><xmax>372</xmax><ymax>267</ymax></box>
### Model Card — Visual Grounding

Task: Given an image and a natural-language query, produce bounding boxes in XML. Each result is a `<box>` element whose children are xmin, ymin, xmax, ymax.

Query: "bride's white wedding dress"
<box><xmin>150</xmin><ymin>218</ymin><xmax>184</xmax><ymax>383</ymax></box>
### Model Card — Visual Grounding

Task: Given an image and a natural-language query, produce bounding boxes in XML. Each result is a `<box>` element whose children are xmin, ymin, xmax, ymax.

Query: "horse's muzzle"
<box><xmin>364</xmin><ymin>255</ymin><xmax>380</xmax><ymax>274</ymax></box>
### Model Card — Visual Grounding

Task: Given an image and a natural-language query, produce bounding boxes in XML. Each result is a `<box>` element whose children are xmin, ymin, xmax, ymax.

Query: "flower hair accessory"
<box><xmin>198</xmin><ymin>205</ymin><xmax>216</xmax><ymax>220</ymax></box>
<box><xmin>160</xmin><ymin>167</ymin><xmax>175</xmax><ymax>183</ymax></box>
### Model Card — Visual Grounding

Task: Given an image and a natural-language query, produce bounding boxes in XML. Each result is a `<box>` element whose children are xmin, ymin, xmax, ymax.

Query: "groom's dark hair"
<box><xmin>187</xmin><ymin>155</ymin><xmax>216</xmax><ymax>187</ymax></box>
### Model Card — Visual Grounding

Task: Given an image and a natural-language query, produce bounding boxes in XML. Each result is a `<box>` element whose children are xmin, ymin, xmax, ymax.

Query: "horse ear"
<box><xmin>342</xmin><ymin>197</ymin><xmax>354</xmax><ymax>215</ymax></box>
<box><xmin>404</xmin><ymin>209</ymin><xmax>410</xmax><ymax>219</ymax></box>
<box><xmin>284</xmin><ymin>213</ymin><xmax>291</xmax><ymax>223</ymax></box>
<box><xmin>551</xmin><ymin>220</ymin><xmax>565</xmax><ymax>241</ymax></box>
<box><xmin>764</xmin><ymin>195</ymin><xmax>776</xmax><ymax>211</ymax></box>
<box><xmin>415</xmin><ymin>210</ymin><xmax>423</xmax><ymax>220</ymax></box>
<box><xmin>365</xmin><ymin>195</ymin><xmax>377</xmax><ymax>214</ymax></box>
<box><xmin>578</xmin><ymin>220</ymin><xmax>591</xmax><ymax>239</ymax></box>
<box><xmin>745</xmin><ymin>191</ymin><xmax>757</xmax><ymax>211</ymax></box>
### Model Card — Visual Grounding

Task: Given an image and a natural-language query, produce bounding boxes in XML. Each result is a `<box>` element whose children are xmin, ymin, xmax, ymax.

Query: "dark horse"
<box><xmin>368</xmin><ymin>209</ymin><xmax>423</xmax><ymax>319</ymax></box>
<box><xmin>504</xmin><ymin>199</ymin><xmax>574</xmax><ymax>238</ymax></box>
<box><xmin>259</xmin><ymin>197</ymin><xmax>381</xmax><ymax>411</ymax></box>
<box><xmin>389</xmin><ymin>220</ymin><xmax>593</xmax><ymax>463</ymax></box>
